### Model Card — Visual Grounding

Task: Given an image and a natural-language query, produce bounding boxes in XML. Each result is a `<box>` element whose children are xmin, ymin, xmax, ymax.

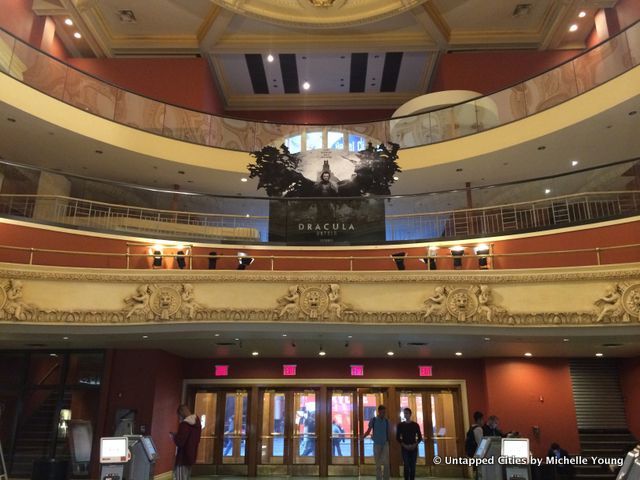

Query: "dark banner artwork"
<box><xmin>247</xmin><ymin>142</ymin><xmax>400</xmax><ymax>244</ymax></box>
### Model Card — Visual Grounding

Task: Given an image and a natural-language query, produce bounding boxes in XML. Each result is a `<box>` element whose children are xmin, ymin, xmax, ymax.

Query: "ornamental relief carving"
<box><xmin>0</xmin><ymin>279</ymin><xmax>639</xmax><ymax>326</ymax></box>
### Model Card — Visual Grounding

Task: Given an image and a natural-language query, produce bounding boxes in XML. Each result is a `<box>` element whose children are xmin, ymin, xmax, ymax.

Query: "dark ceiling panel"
<box><xmin>350</xmin><ymin>53</ymin><xmax>368</xmax><ymax>93</ymax></box>
<box><xmin>279</xmin><ymin>54</ymin><xmax>300</xmax><ymax>94</ymax></box>
<box><xmin>244</xmin><ymin>54</ymin><xmax>269</xmax><ymax>94</ymax></box>
<box><xmin>380</xmin><ymin>52</ymin><xmax>403</xmax><ymax>92</ymax></box>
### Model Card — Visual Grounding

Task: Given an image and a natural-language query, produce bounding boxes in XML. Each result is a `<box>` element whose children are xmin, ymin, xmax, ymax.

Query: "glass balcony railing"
<box><xmin>1</xmin><ymin>158</ymin><xmax>639</xmax><ymax>245</ymax></box>
<box><xmin>0</xmin><ymin>21</ymin><xmax>639</xmax><ymax>152</ymax></box>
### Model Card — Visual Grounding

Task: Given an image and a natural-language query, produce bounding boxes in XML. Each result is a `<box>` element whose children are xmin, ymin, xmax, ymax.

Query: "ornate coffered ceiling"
<box><xmin>31</xmin><ymin>0</ymin><xmax>619</xmax><ymax>109</ymax></box>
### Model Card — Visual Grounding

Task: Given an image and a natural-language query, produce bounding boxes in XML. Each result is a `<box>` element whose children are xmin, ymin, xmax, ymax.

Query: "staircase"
<box><xmin>10</xmin><ymin>390</ymin><xmax>71</xmax><ymax>477</ymax></box>
<box><xmin>570</xmin><ymin>360</ymin><xmax>636</xmax><ymax>480</ymax></box>
<box><xmin>574</xmin><ymin>429</ymin><xmax>637</xmax><ymax>480</ymax></box>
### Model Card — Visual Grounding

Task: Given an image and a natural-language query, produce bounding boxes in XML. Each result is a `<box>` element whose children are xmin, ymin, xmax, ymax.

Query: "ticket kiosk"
<box><xmin>475</xmin><ymin>437</ymin><xmax>503</xmax><ymax>480</ymax></box>
<box><xmin>99</xmin><ymin>436</ymin><xmax>158</xmax><ymax>480</ymax></box>
<box><xmin>617</xmin><ymin>445</ymin><xmax>640</xmax><ymax>480</ymax></box>
<box><xmin>100</xmin><ymin>437</ymin><xmax>130</xmax><ymax>480</ymax></box>
<box><xmin>502</xmin><ymin>438</ymin><xmax>531</xmax><ymax>480</ymax></box>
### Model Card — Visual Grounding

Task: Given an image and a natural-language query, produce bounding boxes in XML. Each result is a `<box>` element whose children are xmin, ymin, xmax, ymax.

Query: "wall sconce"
<box><xmin>391</xmin><ymin>252</ymin><xmax>406</xmax><ymax>270</ymax></box>
<box><xmin>450</xmin><ymin>246</ymin><xmax>465</xmax><ymax>269</ymax></box>
<box><xmin>149</xmin><ymin>245</ymin><xmax>163</xmax><ymax>268</ymax></box>
<box><xmin>176</xmin><ymin>250</ymin><xmax>186</xmax><ymax>269</ymax></box>
<box><xmin>420</xmin><ymin>246</ymin><xmax>438</xmax><ymax>270</ymax></box>
<box><xmin>237</xmin><ymin>252</ymin><xmax>254</xmax><ymax>270</ymax></box>
<box><xmin>474</xmin><ymin>244</ymin><xmax>490</xmax><ymax>269</ymax></box>
<box><xmin>208</xmin><ymin>251</ymin><xmax>218</xmax><ymax>270</ymax></box>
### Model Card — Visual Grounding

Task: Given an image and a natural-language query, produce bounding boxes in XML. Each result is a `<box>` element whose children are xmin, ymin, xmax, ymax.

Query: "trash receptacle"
<box><xmin>31</xmin><ymin>458</ymin><xmax>69</xmax><ymax>480</ymax></box>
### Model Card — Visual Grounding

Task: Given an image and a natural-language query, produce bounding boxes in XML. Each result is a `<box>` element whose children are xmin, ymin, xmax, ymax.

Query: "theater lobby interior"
<box><xmin>1</xmin><ymin>0</ymin><xmax>640</xmax><ymax>479</ymax></box>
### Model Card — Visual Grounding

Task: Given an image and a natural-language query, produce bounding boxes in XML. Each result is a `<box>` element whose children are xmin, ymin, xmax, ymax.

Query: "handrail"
<box><xmin>0</xmin><ymin>242</ymin><xmax>639</xmax><ymax>270</ymax></box>
<box><xmin>0</xmin><ymin>20</ymin><xmax>638</xmax><ymax>151</ymax></box>
<box><xmin>1</xmin><ymin>189</ymin><xmax>639</xmax><ymax>244</ymax></box>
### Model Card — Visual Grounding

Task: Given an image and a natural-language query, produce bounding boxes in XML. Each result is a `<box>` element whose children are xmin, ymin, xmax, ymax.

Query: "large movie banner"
<box><xmin>248</xmin><ymin>143</ymin><xmax>400</xmax><ymax>245</ymax></box>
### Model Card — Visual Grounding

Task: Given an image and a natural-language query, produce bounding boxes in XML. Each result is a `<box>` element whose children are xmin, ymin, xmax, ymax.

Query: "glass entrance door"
<box><xmin>292</xmin><ymin>390</ymin><xmax>317</xmax><ymax>464</ymax></box>
<box><xmin>358</xmin><ymin>389</ymin><xmax>386</xmax><ymax>466</ymax></box>
<box><xmin>194</xmin><ymin>392</ymin><xmax>217</xmax><ymax>464</ymax></box>
<box><xmin>399</xmin><ymin>392</ymin><xmax>427</xmax><ymax>466</ymax></box>
<box><xmin>222</xmin><ymin>391</ymin><xmax>248</xmax><ymax>464</ymax></box>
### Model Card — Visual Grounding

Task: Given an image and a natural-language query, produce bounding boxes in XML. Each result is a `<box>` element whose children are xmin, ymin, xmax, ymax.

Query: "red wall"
<box><xmin>484</xmin><ymin>359</ymin><xmax>580</xmax><ymax>457</ymax></box>
<box><xmin>101</xmin><ymin>350</ymin><xmax>185</xmax><ymax>474</ymax></box>
<box><xmin>67</xmin><ymin>58</ymin><xmax>225</xmax><ymax>115</ymax></box>
<box><xmin>430</xmin><ymin>49</ymin><xmax>580</xmax><ymax>96</ymax></box>
<box><xmin>619</xmin><ymin>357</ymin><xmax>640</xmax><ymax>439</ymax></box>
<box><xmin>615</xmin><ymin>0</ymin><xmax>640</xmax><ymax>30</ymax></box>
<box><xmin>0</xmin><ymin>0</ymin><xmax>68</xmax><ymax>59</ymax></box>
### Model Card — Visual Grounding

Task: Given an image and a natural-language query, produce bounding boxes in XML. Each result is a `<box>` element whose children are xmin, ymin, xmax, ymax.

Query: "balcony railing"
<box><xmin>0</xmin><ymin>21</ymin><xmax>639</xmax><ymax>152</ymax></box>
<box><xmin>0</xmin><ymin>190</ymin><xmax>638</xmax><ymax>245</ymax></box>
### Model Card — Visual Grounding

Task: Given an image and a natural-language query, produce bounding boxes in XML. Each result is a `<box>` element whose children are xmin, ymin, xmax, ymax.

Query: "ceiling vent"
<box><xmin>117</xmin><ymin>10</ymin><xmax>137</xmax><ymax>23</ymax></box>
<box><xmin>512</xmin><ymin>4</ymin><xmax>532</xmax><ymax>17</ymax></box>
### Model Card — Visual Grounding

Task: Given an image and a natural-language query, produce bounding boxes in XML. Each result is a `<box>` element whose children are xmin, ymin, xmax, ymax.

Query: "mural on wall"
<box><xmin>247</xmin><ymin>142</ymin><xmax>401</xmax><ymax>244</ymax></box>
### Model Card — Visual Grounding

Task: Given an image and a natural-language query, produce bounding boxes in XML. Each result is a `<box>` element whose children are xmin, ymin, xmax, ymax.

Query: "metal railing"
<box><xmin>0</xmin><ymin>190</ymin><xmax>638</xmax><ymax>244</ymax></box>
<box><xmin>0</xmin><ymin>242</ymin><xmax>638</xmax><ymax>271</ymax></box>
<box><xmin>0</xmin><ymin>20</ymin><xmax>638</xmax><ymax>152</ymax></box>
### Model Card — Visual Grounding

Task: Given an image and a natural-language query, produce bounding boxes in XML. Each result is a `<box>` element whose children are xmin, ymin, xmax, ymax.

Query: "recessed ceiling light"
<box><xmin>578</xmin><ymin>11</ymin><xmax>586</xmax><ymax>18</ymax></box>
<box><xmin>318</xmin><ymin>350</ymin><xmax>326</xmax><ymax>356</ymax></box>
<box><xmin>63</xmin><ymin>336</ymin><xmax>69</xmax><ymax>340</ymax></box>
<box><xmin>302</xmin><ymin>81</ymin><xmax>310</xmax><ymax>90</ymax></box>
<box><xmin>214</xmin><ymin>333</ymin><xmax>220</xmax><ymax>337</ymax></box>
<box><xmin>142</xmin><ymin>335</ymin><xmax>149</xmax><ymax>339</ymax></box>
<box><xmin>73</xmin><ymin>32</ymin><xmax>82</xmax><ymax>39</ymax></box>
<box><xmin>234</xmin><ymin>338</ymin><xmax>240</xmax><ymax>341</ymax></box>
<box><xmin>595</xmin><ymin>352</ymin><xmax>604</xmax><ymax>357</ymax></box>
<box><xmin>64</xmin><ymin>18</ymin><xmax>73</xmax><ymax>26</ymax></box>
<box><xmin>245</xmin><ymin>214</ymin><xmax>250</xmax><ymax>218</ymax></box>
<box><xmin>569</xmin><ymin>24</ymin><xmax>578</xmax><ymax>32</ymax></box>
<box><xmin>387</xmin><ymin>351</ymin><xmax>395</xmax><ymax>356</ymax></box>
<box><xmin>484</xmin><ymin>337</ymin><xmax>491</xmax><ymax>341</ymax></box>
<box><xmin>393</xmin><ymin>176</ymin><xmax>399</xmax><ymax>181</ymax></box>
<box><xmin>544</xmin><ymin>188</ymin><xmax>551</xmax><ymax>194</ymax></box>
<box><xmin>524</xmin><ymin>352</ymin><xmax>532</xmax><ymax>357</ymax></box>
<box><xmin>282</xmin><ymin>333</ymin><xmax>287</xmax><ymax>337</ymax></box>
<box><xmin>563</xmin><ymin>338</ymin><xmax>569</xmax><ymax>342</ymax></box>
<box><xmin>267</xmin><ymin>54</ymin><xmax>274</xmax><ymax>62</ymax></box>
<box><xmin>347</xmin><ymin>335</ymin><xmax>353</xmax><ymax>339</ymax></box>
<box><xmin>571</xmin><ymin>160</ymin><xmax>579</xmax><ymax>166</ymax></box>
<box><xmin>241</xmin><ymin>177</ymin><xmax>248</xmax><ymax>182</ymax></box>
<box><xmin>252</xmin><ymin>351</ymin><xmax>259</xmax><ymax>356</ymax></box>
<box><xmin>455</xmin><ymin>352</ymin><xmax>463</xmax><ymax>356</ymax></box>
<box><xmin>50</xmin><ymin>353</ymin><xmax>58</xmax><ymax>357</ymax></box>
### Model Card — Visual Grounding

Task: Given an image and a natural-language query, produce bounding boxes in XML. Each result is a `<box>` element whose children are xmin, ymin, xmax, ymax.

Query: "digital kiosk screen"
<box><xmin>474</xmin><ymin>438</ymin><xmax>490</xmax><ymax>458</ymax></box>
<box><xmin>100</xmin><ymin>437</ymin><xmax>128</xmax><ymax>463</ymax></box>
<box><xmin>141</xmin><ymin>436</ymin><xmax>158</xmax><ymax>460</ymax></box>
<box><xmin>501</xmin><ymin>438</ymin><xmax>530</xmax><ymax>459</ymax></box>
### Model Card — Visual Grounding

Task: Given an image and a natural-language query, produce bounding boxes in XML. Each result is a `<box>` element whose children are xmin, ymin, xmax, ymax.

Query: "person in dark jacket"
<box><xmin>171</xmin><ymin>404</ymin><xmax>202</xmax><ymax>480</ymax></box>
<box><xmin>396</xmin><ymin>408</ymin><xmax>423</xmax><ymax>480</ymax></box>
<box><xmin>482</xmin><ymin>415</ymin><xmax>505</xmax><ymax>437</ymax></box>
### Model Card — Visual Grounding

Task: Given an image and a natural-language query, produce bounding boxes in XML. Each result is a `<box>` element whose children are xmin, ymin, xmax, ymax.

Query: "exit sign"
<box><xmin>214</xmin><ymin>365</ymin><xmax>229</xmax><ymax>377</ymax></box>
<box><xmin>283</xmin><ymin>364</ymin><xmax>297</xmax><ymax>376</ymax></box>
<box><xmin>418</xmin><ymin>365</ymin><xmax>433</xmax><ymax>377</ymax></box>
<box><xmin>350</xmin><ymin>365</ymin><xmax>364</xmax><ymax>376</ymax></box>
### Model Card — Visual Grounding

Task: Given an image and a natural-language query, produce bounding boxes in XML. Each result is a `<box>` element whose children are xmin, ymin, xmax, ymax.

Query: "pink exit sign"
<box><xmin>350</xmin><ymin>365</ymin><xmax>364</xmax><ymax>376</ymax></box>
<box><xmin>283</xmin><ymin>364</ymin><xmax>297</xmax><ymax>376</ymax></box>
<box><xmin>214</xmin><ymin>365</ymin><xmax>229</xmax><ymax>377</ymax></box>
<box><xmin>418</xmin><ymin>365</ymin><xmax>433</xmax><ymax>377</ymax></box>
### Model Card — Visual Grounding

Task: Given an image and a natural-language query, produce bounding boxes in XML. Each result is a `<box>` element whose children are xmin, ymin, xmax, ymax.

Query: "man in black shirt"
<box><xmin>482</xmin><ymin>415</ymin><xmax>505</xmax><ymax>437</ymax></box>
<box><xmin>396</xmin><ymin>408</ymin><xmax>423</xmax><ymax>480</ymax></box>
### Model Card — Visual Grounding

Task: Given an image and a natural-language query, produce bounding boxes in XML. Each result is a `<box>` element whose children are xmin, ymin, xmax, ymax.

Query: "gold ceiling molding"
<box><xmin>197</xmin><ymin>4</ymin><xmax>223</xmax><ymax>42</ymax></box>
<box><xmin>209</xmin><ymin>0</ymin><xmax>428</xmax><ymax>29</ymax></box>
<box><xmin>422</xmin><ymin>1</ymin><xmax>450</xmax><ymax>42</ymax></box>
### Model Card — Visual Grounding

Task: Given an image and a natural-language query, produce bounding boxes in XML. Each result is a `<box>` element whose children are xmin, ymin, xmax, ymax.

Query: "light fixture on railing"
<box><xmin>149</xmin><ymin>245</ymin><xmax>163</xmax><ymax>268</ymax></box>
<box><xmin>176</xmin><ymin>250</ymin><xmax>186</xmax><ymax>269</ymax></box>
<box><xmin>208</xmin><ymin>251</ymin><xmax>218</xmax><ymax>270</ymax></box>
<box><xmin>391</xmin><ymin>252</ymin><xmax>406</xmax><ymax>270</ymax></box>
<box><xmin>450</xmin><ymin>246</ymin><xmax>465</xmax><ymax>269</ymax></box>
<box><xmin>237</xmin><ymin>252</ymin><xmax>254</xmax><ymax>270</ymax></box>
<box><xmin>420</xmin><ymin>246</ymin><xmax>438</xmax><ymax>270</ymax></box>
<box><xmin>474</xmin><ymin>244</ymin><xmax>490</xmax><ymax>270</ymax></box>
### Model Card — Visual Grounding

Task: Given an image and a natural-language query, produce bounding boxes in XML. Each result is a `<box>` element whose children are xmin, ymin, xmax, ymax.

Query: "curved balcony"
<box><xmin>1</xmin><ymin>157</ymin><xmax>638</xmax><ymax>245</ymax></box>
<box><xmin>0</xmin><ymin>21</ymin><xmax>639</xmax><ymax>153</ymax></box>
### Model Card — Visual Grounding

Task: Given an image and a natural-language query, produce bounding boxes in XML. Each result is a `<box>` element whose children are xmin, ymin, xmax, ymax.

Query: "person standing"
<box><xmin>331</xmin><ymin>419</ymin><xmax>344</xmax><ymax>456</ymax></box>
<box><xmin>396</xmin><ymin>408</ymin><xmax>423</xmax><ymax>480</ymax></box>
<box><xmin>364</xmin><ymin>405</ymin><xmax>391</xmax><ymax>480</ymax></box>
<box><xmin>171</xmin><ymin>404</ymin><xmax>202</xmax><ymax>480</ymax></box>
<box><xmin>482</xmin><ymin>415</ymin><xmax>504</xmax><ymax>437</ymax></box>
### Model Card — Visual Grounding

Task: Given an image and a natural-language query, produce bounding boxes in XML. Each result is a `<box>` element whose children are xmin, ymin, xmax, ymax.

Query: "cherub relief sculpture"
<box><xmin>423</xmin><ymin>286</ymin><xmax>447</xmax><ymax>318</ymax></box>
<box><xmin>277</xmin><ymin>286</ymin><xmax>300</xmax><ymax>319</ymax></box>
<box><xmin>180</xmin><ymin>284</ymin><xmax>202</xmax><ymax>319</ymax></box>
<box><xmin>476</xmin><ymin>285</ymin><xmax>504</xmax><ymax>322</ymax></box>
<box><xmin>124</xmin><ymin>284</ymin><xmax>151</xmax><ymax>319</ymax></box>
<box><xmin>327</xmin><ymin>284</ymin><xmax>349</xmax><ymax>319</ymax></box>
<box><xmin>3</xmin><ymin>279</ymin><xmax>36</xmax><ymax>320</ymax></box>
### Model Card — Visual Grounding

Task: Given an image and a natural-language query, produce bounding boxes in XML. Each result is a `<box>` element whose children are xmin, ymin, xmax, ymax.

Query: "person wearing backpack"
<box><xmin>363</xmin><ymin>405</ymin><xmax>391</xmax><ymax>480</ymax></box>
<box><xmin>465</xmin><ymin>411</ymin><xmax>484</xmax><ymax>457</ymax></box>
